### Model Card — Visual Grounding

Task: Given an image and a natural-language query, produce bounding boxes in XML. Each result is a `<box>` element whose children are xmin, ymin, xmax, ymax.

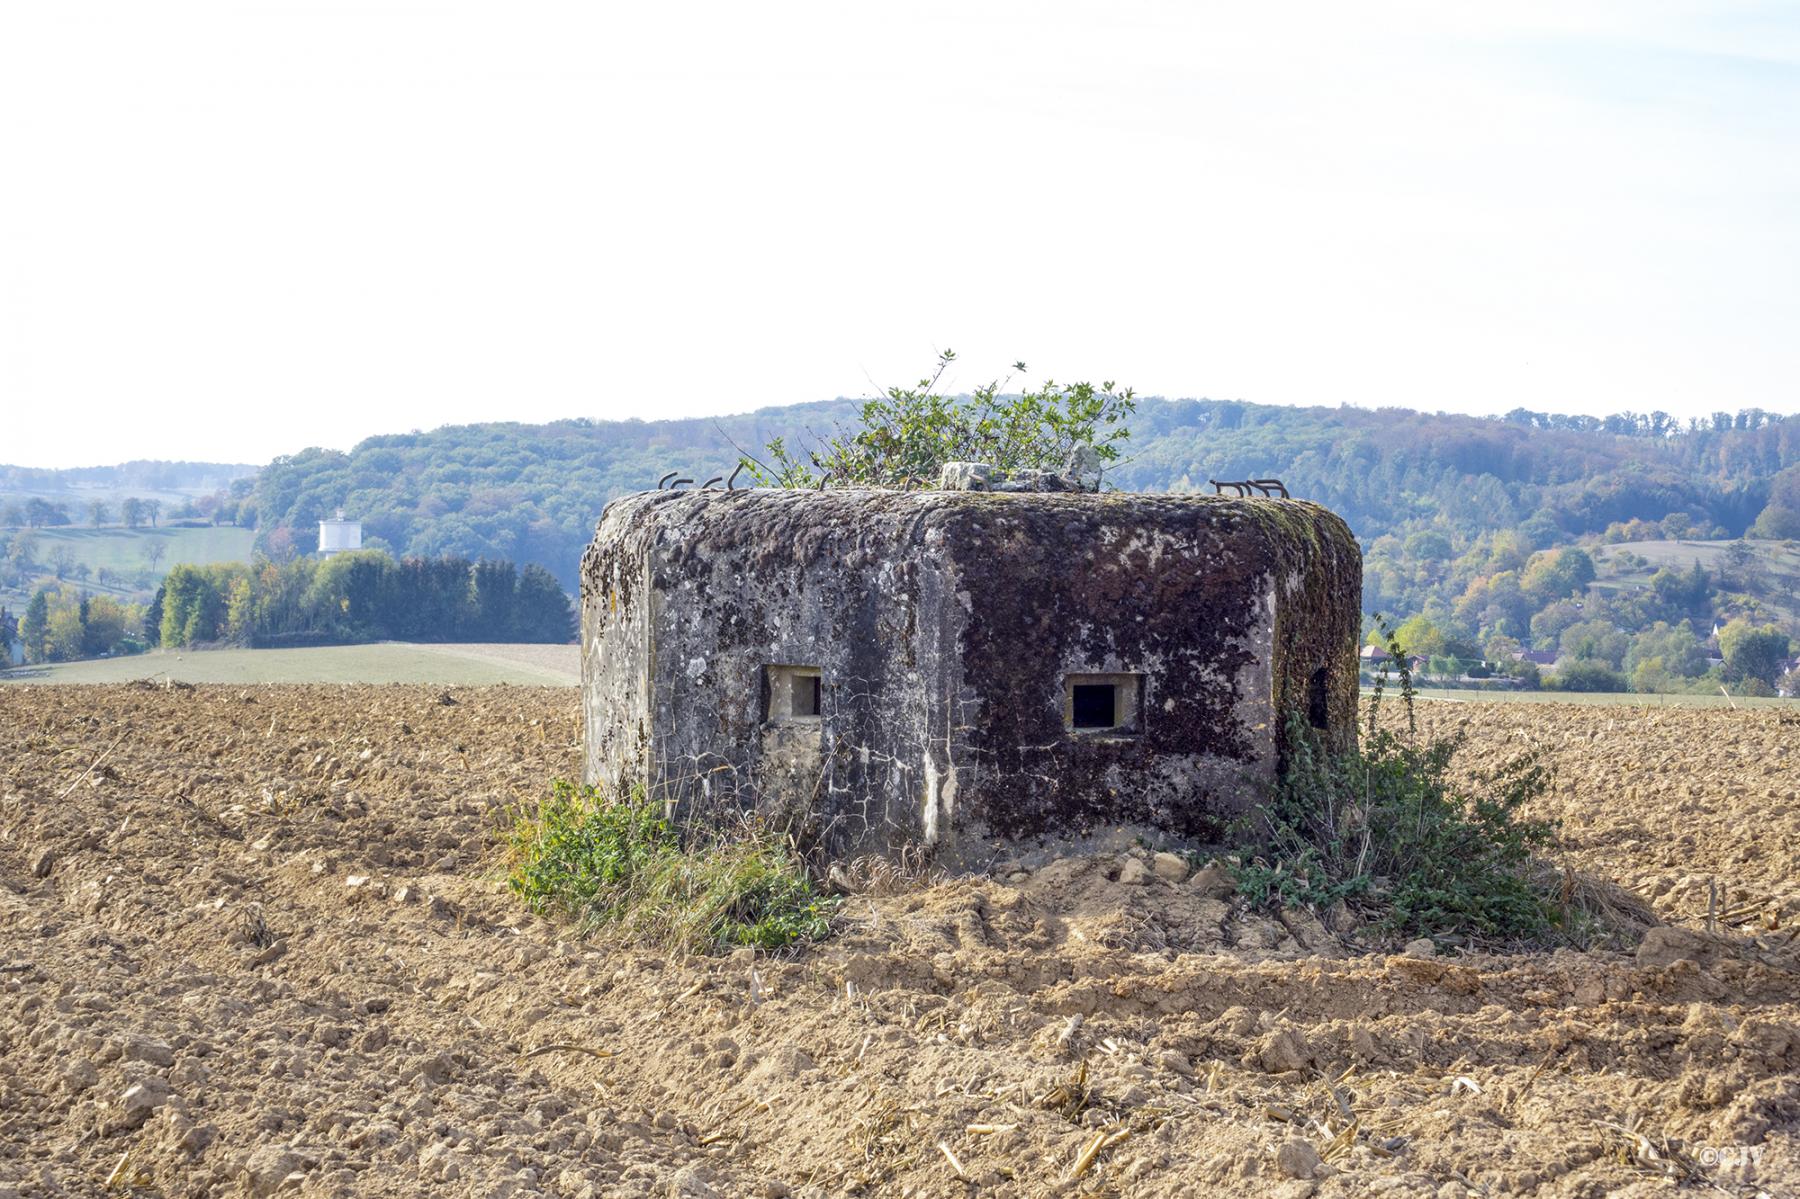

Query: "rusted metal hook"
<box><xmin>726</xmin><ymin>463</ymin><xmax>745</xmax><ymax>490</ymax></box>
<box><xmin>657</xmin><ymin>471</ymin><xmax>680</xmax><ymax>490</ymax></box>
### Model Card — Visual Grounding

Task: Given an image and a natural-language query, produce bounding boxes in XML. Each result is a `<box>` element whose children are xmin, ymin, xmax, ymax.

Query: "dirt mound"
<box><xmin>1</xmin><ymin>688</ymin><xmax>1796</xmax><ymax>1197</ymax></box>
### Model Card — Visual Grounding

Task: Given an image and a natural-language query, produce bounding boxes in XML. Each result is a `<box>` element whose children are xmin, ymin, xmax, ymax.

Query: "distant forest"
<box><xmin>237</xmin><ymin>398</ymin><xmax>1799</xmax><ymax>694</ymax></box>
<box><xmin>5</xmin><ymin>399</ymin><xmax>1798</xmax><ymax>690</ymax></box>
<box><xmin>237</xmin><ymin>401</ymin><xmax>1800</xmax><ymax>592</ymax></box>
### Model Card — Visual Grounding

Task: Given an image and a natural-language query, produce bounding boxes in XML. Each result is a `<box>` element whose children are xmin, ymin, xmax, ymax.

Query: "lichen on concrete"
<box><xmin>580</xmin><ymin>488</ymin><xmax>1360</xmax><ymax>864</ymax></box>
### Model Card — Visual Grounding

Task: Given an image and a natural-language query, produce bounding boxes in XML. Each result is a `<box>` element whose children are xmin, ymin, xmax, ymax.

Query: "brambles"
<box><xmin>1233</xmin><ymin>633</ymin><xmax>1565</xmax><ymax>945</ymax></box>
<box><xmin>744</xmin><ymin>350</ymin><xmax>1136</xmax><ymax>489</ymax></box>
<box><xmin>505</xmin><ymin>781</ymin><xmax>836</xmax><ymax>952</ymax></box>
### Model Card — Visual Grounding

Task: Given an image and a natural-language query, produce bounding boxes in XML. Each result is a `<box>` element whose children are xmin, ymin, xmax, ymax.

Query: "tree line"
<box><xmin>152</xmin><ymin>551</ymin><xmax>574</xmax><ymax>649</ymax></box>
<box><xmin>1</xmin><ymin>550</ymin><xmax>574</xmax><ymax>664</ymax></box>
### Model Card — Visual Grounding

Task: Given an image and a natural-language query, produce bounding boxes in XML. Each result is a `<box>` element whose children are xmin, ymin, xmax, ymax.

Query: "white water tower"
<box><xmin>318</xmin><ymin>509</ymin><xmax>362</xmax><ymax>556</ymax></box>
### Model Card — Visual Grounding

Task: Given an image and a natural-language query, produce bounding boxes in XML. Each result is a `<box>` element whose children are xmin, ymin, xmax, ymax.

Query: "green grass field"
<box><xmin>1592</xmin><ymin>538</ymin><xmax>1800</xmax><ymax>624</ymax></box>
<box><xmin>0</xmin><ymin>525</ymin><xmax>256</xmax><ymax>609</ymax></box>
<box><xmin>1391</xmin><ymin>685</ymin><xmax>1792</xmax><ymax>710</ymax></box>
<box><xmin>25</xmin><ymin>525</ymin><xmax>255</xmax><ymax>574</ymax></box>
<box><xmin>1592</xmin><ymin>537</ymin><xmax>1800</xmax><ymax>574</ymax></box>
<box><xmin>0</xmin><ymin>642</ymin><xmax>579</xmax><ymax>686</ymax></box>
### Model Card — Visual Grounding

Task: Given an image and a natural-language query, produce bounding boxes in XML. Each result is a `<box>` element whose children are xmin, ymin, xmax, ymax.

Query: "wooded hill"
<box><xmin>240</xmin><ymin>400</ymin><xmax>1800</xmax><ymax>593</ymax></box>
<box><xmin>6</xmin><ymin>399</ymin><xmax>1798</xmax><ymax>689</ymax></box>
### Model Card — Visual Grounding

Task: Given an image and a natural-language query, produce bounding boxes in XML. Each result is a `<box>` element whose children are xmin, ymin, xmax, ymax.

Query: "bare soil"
<box><xmin>1</xmin><ymin>687</ymin><xmax>1796</xmax><ymax>1198</ymax></box>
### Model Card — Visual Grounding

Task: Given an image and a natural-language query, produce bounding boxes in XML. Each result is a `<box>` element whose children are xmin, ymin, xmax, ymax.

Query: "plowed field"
<box><xmin>1</xmin><ymin>687</ymin><xmax>1796</xmax><ymax>1198</ymax></box>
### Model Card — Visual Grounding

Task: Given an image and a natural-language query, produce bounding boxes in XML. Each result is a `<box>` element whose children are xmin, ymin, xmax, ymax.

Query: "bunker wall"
<box><xmin>580</xmin><ymin>489</ymin><xmax>1361</xmax><ymax>863</ymax></box>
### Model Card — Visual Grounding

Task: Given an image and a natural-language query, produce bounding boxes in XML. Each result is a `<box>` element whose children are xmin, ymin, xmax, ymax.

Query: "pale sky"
<box><xmin>3</xmin><ymin>2</ymin><xmax>1797</xmax><ymax>468</ymax></box>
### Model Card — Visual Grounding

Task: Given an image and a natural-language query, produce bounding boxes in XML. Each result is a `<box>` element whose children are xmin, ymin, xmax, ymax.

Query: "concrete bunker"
<box><xmin>580</xmin><ymin>487</ymin><xmax>1361</xmax><ymax>864</ymax></box>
